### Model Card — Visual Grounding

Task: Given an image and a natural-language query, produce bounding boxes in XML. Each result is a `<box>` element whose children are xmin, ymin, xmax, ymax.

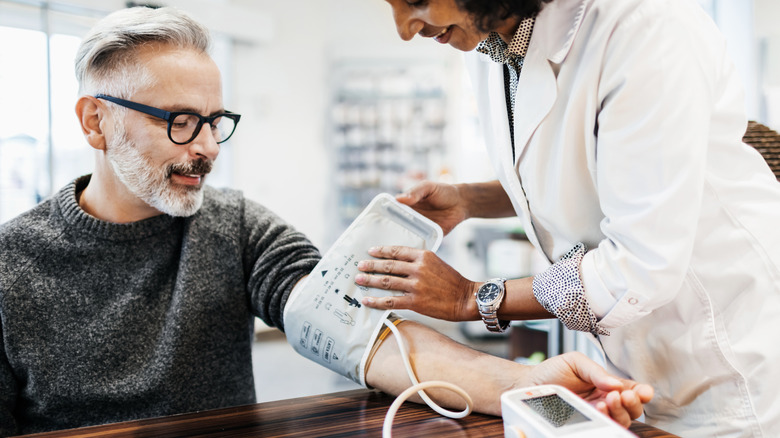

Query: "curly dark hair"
<box><xmin>454</xmin><ymin>0</ymin><xmax>554</xmax><ymax>32</ymax></box>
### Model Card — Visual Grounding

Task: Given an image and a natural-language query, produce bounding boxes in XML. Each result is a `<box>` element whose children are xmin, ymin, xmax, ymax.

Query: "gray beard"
<box><xmin>105</xmin><ymin>124</ymin><xmax>206</xmax><ymax>217</ymax></box>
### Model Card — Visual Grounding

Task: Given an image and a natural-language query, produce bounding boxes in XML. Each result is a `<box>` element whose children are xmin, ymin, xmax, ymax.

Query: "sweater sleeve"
<box><xmin>1</xmin><ymin>320</ymin><xmax>19</xmax><ymax>437</ymax></box>
<box><xmin>242</xmin><ymin>200</ymin><xmax>321</xmax><ymax>331</ymax></box>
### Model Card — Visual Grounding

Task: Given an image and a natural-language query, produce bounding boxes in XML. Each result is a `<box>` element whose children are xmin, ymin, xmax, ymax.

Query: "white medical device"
<box><xmin>501</xmin><ymin>385</ymin><xmax>634</xmax><ymax>438</ymax></box>
<box><xmin>283</xmin><ymin>193</ymin><xmax>442</xmax><ymax>385</ymax></box>
<box><xmin>283</xmin><ymin>193</ymin><xmax>473</xmax><ymax>438</ymax></box>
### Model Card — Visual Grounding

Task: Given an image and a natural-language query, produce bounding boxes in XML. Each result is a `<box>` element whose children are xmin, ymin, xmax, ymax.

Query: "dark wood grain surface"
<box><xmin>19</xmin><ymin>389</ymin><xmax>679</xmax><ymax>437</ymax></box>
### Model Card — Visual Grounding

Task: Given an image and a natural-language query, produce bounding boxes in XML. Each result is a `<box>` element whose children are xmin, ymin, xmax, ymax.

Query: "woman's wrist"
<box><xmin>461</xmin><ymin>279</ymin><xmax>481</xmax><ymax>321</ymax></box>
<box><xmin>452</xmin><ymin>182</ymin><xmax>473</xmax><ymax>221</ymax></box>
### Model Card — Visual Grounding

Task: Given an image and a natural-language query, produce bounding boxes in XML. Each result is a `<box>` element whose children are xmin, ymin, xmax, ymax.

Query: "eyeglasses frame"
<box><xmin>94</xmin><ymin>94</ymin><xmax>241</xmax><ymax>145</ymax></box>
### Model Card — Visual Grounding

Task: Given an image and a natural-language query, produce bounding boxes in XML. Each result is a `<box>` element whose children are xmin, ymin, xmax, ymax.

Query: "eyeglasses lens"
<box><xmin>170</xmin><ymin>113</ymin><xmax>236</xmax><ymax>144</ymax></box>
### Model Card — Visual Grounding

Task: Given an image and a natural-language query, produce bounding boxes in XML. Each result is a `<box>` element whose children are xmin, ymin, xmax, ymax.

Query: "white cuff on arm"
<box><xmin>532</xmin><ymin>243</ymin><xmax>610</xmax><ymax>336</ymax></box>
<box><xmin>579</xmin><ymin>250</ymin><xmax>620</xmax><ymax>319</ymax></box>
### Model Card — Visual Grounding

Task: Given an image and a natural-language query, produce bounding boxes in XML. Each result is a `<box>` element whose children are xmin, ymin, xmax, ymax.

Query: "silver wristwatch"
<box><xmin>475</xmin><ymin>278</ymin><xmax>510</xmax><ymax>333</ymax></box>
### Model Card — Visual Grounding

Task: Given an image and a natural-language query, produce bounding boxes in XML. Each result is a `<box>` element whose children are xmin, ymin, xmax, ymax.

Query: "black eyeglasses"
<box><xmin>95</xmin><ymin>94</ymin><xmax>241</xmax><ymax>145</ymax></box>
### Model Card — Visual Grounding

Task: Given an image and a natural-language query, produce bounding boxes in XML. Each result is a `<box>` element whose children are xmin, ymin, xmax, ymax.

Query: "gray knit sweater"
<box><xmin>0</xmin><ymin>175</ymin><xmax>321</xmax><ymax>436</ymax></box>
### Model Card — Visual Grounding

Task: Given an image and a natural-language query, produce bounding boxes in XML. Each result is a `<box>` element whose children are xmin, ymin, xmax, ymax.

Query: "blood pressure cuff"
<box><xmin>283</xmin><ymin>193</ymin><xmax>443</xmax><ymax>386</ymax></box>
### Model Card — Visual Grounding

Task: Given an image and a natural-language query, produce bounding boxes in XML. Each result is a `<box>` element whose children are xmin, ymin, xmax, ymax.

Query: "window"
<box><xmin>0</xmin><ymin>24</ymin><xmax>88</xmax><ymax>223</ymax></box>
<box><xmin>0</xmin><ymin>1</ymin><xmax>99</xmax><ymax>223</ymax></box>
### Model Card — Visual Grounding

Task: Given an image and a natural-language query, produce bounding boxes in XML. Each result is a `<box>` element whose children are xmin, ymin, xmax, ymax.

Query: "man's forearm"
<box><xmin>456</xmin><ymin>180</ymin><xmax>515</xmax><ymax>219</ymax></box>
<box><xmin>364</xmin><ymin>320</ymin><xmax>528</xmax><ymax>416</ymax></box>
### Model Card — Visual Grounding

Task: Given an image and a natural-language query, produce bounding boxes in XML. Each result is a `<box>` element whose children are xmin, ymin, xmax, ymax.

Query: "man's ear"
<box><xmin>75</xmin><ymin>95</ymin><xmax>108</xmax><ymax>151</ymax></box>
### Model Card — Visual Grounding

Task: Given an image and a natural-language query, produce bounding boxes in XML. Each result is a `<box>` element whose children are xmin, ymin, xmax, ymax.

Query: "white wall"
<box><xmin>228</xmin><ymin>0</ymin><xmax>461</xmax><ymax>248</ymax></box>
<box><xmin>754</xmin><ymin>0</ymin><xmax>780</xmax><ymax>39</ymax></box>
<box><xmin>754</xmin><ymin>0</ymin><xmax>780</xmax><ymax>128</ymax></box>
<box><xmin>707</xmin><ymin>0</ymin><xmax>758</xmax><ymax>120</ymax></box>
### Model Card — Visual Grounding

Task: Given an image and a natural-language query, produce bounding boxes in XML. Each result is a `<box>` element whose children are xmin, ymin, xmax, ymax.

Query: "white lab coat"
<box><xmin>465</xmin><ymin>0</ymin><xmax>780</xmax><ymax>436</ymax></box>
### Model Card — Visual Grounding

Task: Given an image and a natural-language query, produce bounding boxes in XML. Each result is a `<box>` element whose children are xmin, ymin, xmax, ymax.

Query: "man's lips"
<box><xmin>171</xmin><ymin>172</ymin><xmax>204</xmax><ymax>186</ymax></box>
<box><xmin>168</xmin><ymin>159</ymin><xmax>212</xmax><ymax>186</ymax></box>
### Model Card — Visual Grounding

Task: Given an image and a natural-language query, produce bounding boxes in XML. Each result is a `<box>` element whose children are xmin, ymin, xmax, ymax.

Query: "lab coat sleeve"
<box><xmin>242</xmin><ymin>199</ymin><xmax>321</xmax><ymax>332</ymax></box>
<box><xmin>579</xmin><ymin>2</ymin><xmax>730</xmax><ymax>328</ymax></box>
<box><xmin>0</xmin><ymin>320</ymin><xmax>19</xmax><ymax>436</ymax></box>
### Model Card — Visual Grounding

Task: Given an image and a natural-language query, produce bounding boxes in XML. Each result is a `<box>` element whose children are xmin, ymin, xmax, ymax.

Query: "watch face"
<box><xmin>477</xmin><ymin>283</ymin><xmax>500</xmax><ymax>303</ymax></box>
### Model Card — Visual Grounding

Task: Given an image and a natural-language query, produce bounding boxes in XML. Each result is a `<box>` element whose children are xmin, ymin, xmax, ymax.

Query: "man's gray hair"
<box><xmin>75</xmin><ymin>6</ymin><xmax>212</xmax><ymax>97</ymax></box>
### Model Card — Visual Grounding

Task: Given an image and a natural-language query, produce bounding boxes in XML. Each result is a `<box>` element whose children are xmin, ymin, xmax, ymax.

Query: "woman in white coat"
<box><xmin>357</xmin><ymin>0</ymin><xmax>780</xmax><ymax>436</ymax></box>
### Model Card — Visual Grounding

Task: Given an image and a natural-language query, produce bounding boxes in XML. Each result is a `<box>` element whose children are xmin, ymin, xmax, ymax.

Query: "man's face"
<box><xmin>383</xmin><ymin>0</ymin><xmax>489</xmax><ymax>52</ymax></box>
<box><xmin>106</xmin><ymin>118</ymin><xmax>212</xmax><ymax>217</ymax></box>
<box><xmin>105</xmin><ymin>43</ymin><xmax>223</xmax><ymax>217</ymax></box>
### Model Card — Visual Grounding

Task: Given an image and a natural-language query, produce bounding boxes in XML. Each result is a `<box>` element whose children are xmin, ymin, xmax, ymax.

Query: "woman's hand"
<box><xmin>356</xmin><ymin>245</ymin><xmax>478</xmax><ymax>321</ymax></box>
<box><xmin>395</xmin><ymin>180</ymin><xmax>470</xmax><ymax>236</ymax></box>
<box><xmin>528</xmin><ymin>352</ymin><xmax>654</xmax><ymax>428</ymax></box>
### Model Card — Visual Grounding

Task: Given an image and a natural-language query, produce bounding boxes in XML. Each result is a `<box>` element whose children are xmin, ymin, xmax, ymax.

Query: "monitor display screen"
<box><xmin>522</xmin><ymin>394</ymin><xmax>591</xmax><ymax>428</ymax></box>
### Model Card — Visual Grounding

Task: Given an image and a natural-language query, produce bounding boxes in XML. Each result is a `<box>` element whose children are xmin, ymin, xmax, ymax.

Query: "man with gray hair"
<box><xmin>0</xmin><ymin>6</ymin><xmax>651</xmax><ymax>435</ymax></box>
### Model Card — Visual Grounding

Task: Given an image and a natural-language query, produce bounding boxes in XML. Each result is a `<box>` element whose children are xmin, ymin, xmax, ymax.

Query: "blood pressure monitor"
<box><xmin>501</xmin><ymin>385</ymin><xmax>634</xmax><ymax>438</ymax></box>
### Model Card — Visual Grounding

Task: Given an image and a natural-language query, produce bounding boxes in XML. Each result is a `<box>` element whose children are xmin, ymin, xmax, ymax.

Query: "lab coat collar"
<box><xmin>473</xmin><ymin>0</ymin><xmax>589</xmax><ymax>65</ymax></box>
<box><xmin>537</xmin><ymin>0</ymin><xmax>589</xmax><ymax>64</ymax></box>
<box><xmin>507</xmin><ymin>0</ymin><xmax>591</xmax><ymax>163</ymax></box>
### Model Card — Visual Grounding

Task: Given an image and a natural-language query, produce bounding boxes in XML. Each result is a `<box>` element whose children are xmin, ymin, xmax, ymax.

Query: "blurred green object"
<box><xmin>514</xmin><ymin>351</ymin><xmax>546</xmax><ymax>365</ymax></box>
<box><xmin>527</xmin><ymin>351</ymin><xmax>546</xmax><ymax>365</ymax></box>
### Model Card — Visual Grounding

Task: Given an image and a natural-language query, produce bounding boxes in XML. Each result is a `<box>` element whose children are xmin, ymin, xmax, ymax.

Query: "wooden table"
<box><xmin>20</xmin><ymin>389</ymin><xmax>678</xmax><ymax>437</ymax></box>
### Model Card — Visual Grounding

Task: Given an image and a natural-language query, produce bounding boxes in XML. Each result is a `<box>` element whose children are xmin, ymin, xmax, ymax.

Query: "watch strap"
<box><xmin>478</xmin><ymin>310</ymin><xmax>511</xmax><ymax>333</ymax></box>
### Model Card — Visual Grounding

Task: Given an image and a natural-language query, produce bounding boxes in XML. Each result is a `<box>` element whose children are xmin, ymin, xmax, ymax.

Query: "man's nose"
<box><xmin>188</xmin><ymin>124</ymin><xmax>220</xmax><ymax>161</ymax></box>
